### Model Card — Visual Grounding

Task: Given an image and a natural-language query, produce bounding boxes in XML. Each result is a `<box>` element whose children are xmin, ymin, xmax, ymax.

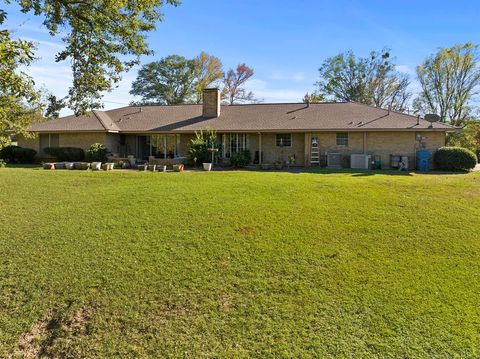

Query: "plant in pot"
<box><xmin>204</xmin><ymin>128</ymin><xmax>218</xmax><ymax>171</ymax></box>
<box><xmin>173</xmin><ymin>163</ymin><xmax>184</xmax><ymax>172</ymax></box>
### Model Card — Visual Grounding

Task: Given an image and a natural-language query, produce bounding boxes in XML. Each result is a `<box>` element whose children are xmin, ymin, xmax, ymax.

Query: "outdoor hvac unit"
<box><xmin>327</xmin><ymin>153</ymin><xmax>342</xmax><ymax>168</ymax></box>
<box><xmin>350</xmin><ymin>154</ymin><xmax>371</xmax><ymax>169</ymax></box>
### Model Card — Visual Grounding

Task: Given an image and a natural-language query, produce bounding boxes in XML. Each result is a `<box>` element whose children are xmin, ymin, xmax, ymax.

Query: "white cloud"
<box><xmin>246</xmin><ymin>78</ymin><xmax>305</xmax><ymax>103</ymax></box>
<box><xmin>270</xmin><ymin>72</ymin><xmax>306</xmax><ymax>81</ymax></box>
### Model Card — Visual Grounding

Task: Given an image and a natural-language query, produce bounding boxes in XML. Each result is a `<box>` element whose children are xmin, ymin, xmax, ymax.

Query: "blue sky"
<box><xmin>3</xmin><ymin>0</ymin><xmax>480</xmax><ymax>114</ymax></box>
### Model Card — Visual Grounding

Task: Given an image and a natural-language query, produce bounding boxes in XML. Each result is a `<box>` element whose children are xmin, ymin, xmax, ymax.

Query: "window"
<box><xmin>39</xmin><ymin>133</ymin><xmax>59</xmax><ymax>154</ymax></box>
<box><xmin>222</xmin><ymin>133</ymin><xmax>247</xmax><ymax>158</ymax></box>
<box><xmin>276</xmin><ymin>134</ymin><xmax>292</xmax><ymax>147</ymax></box>
<box><xmin>336</xmin><ymin>132</ymin><xmax>348</xmax><ymax>146</ymax></box>
<box><xmin>137</xmin><ymin>134</ymin><xmax>180</xmax><ymax>160</ymax></box>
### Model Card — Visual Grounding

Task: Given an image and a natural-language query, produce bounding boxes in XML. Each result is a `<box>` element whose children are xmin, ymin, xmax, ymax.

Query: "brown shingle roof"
<box><xmin>30</xmin><ymin>102</ymin><xmax>457</xmax><ymax>133</ymax></box>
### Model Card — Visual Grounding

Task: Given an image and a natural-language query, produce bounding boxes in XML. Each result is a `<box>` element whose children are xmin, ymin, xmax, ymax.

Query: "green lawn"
<box><xmin>1</xmin><ymin>167</ymin><xmax>479</xmax><ymax>357</ymax></box>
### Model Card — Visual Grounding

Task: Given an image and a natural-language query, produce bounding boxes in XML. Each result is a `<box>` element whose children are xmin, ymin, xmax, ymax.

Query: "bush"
<box><xmin>86</xmin><ymin>143</ymin><xmax>108</xmax><ymax>161</ymax></box>
<box><xmin>187</xmin><ymin>130</ymin><xmax>215</xmax><ymax>164</ymax></box>
<box><xmin>230</xmin><ymin>150</ymin><xmax>251</xmax><ymax>167</ymax></box>
<box><xmin>44</xmin><ymin>147</ymin><xmax>85</xmax><ymax>161</ymax></box>
<box><xmin>12</xmin><ymin>148</ymin><xmax>37</xmax><ymax>163</ymax></box>
<box><xmin>434</xmin><ymin>146</ymin><xmax>478</xmax><ymax>171</ymax></box>
<box><xmin>0</xmin><ymin>145</ymin><xmax>20</xmax><ymax>163</ymax></box>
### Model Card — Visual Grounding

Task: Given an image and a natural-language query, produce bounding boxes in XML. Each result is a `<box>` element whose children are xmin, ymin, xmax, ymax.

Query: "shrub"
<box><xmin>187</xmin><ymin>131</ymin><xmax>212</xmax><ymax>164</ymax></box>
<box><xmin>44</xmin><ymin>147</ymin><xmax>85</xmax><ymax>161</ymax></box>
<box><xmin>230</xmin><ymin>150</ymin><xmax>251</xmax><ymax>168</ymax></box>
<box><xmin>0</xmin><ymin>159</ymin><xmax>6</xmax><ymax>168</ymax></box>
<box><xmin>12</xmin><ymin>148</ymin><xmax>37</xmax><ymax>163</ymax></box>
<box><xmin>0</xmin><ymin>145</ymin><xmax>20</xmax><ymax>163</ymax></box>
<box><xmin>86</xmin><ymin>143</ymin><xmax>108</xmax><ymax>161</ymax></box>
<box><xmin>434</xmin><ymin>146</ymin><xmax>478</xmax><ymax>171</ymax></box>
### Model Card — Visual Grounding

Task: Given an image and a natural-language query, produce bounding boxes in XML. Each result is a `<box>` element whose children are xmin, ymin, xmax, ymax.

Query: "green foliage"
<box><xmin>414</xmin><ymin>43</ymin><xmax>480</xmax><ymax>125</ymax></box>
<box><xmin>447</xmin><ymin>120</ymin><xmax>480</xmax><ymax>157</ymax></box>
<box><xmin>434</xmin><ymin>146</ymin><xmax>478</xmax><ymax>171</ymax></box>
<box><xmin>302</xmin><ymin>92</ymin><xmax>325</xmax><ymax>104</ymax></box>
<box><xmin>44</xmin><ymin>147</ymin><xmax>85</xmax><ymax>161</ymax></box>
<box><xmin>194</xmin><ymin>52</ymin><xmax>224</xmax><ymax>103</ymax></box>
<box><xmin>187</xmin><ymin>131</ymin><xmax>210</xmax><ymax>164</ymax></box>
<box><xmin>0</xmin><ymin>14</ymin><xmax>43</xmax><ymax>146</ymax></box>
<box><xmin>0</xmin><ymin>145</ymin><xmax>20</xmax><ymax>163</ymax></box>
<box><xmin>4</xmin><ymin>0</ymin><xmax>179</xmax><ymax>115</ymax></box>
<box><xmin>130</xmin><ymin>55</ymin><xmax>196</xmax><ymax>105</ymax></box>
<box><xmin>316</xmin><ymin>48</ymin><xmax>410</xmax><ymax>111</ymax></box>
<box><xmin>12</xmin><ymin>147</ymin><xmax>37</xmax><ymax>163</ymax></box>
<box><xmin>230</xmin><ymin>150</ymin><xmax>251</xmax><ymax>167</ymax></box>
<box><xmin>86</xmin><ymin>143</ymin><xmax>108</xmax><ymax>161</ymax></box>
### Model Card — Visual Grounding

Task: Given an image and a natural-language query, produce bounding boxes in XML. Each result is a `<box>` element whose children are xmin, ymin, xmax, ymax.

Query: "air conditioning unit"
<box><xmin>350</xmin><ymin>154</ymin><xmax>371</xmax><ymax>169</ymax></box>
<box><xmin>327</xmin><ymin>153</ymin><xmax>342</xmax><ymax>168</ymax></box>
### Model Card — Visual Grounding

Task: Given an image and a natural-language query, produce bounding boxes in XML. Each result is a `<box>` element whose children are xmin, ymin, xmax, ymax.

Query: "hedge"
<box><xmin>0</xmin><ymin>145</ymin><xmax>20</xmax><ymax>163</ymax></box>
<box><xmin>434</xmin><ymin>146</ymin><xmax>478</xmax><ymax>171</ymax></box>
<box><xmin>44</xmin><ymin>147</ymin><xmax>85</xmax><ymax>161</ymax></box>
<box><xmin>12</xmin><ymin>148</ymin><xmax>37</xmax><ymax>164</ymax></box>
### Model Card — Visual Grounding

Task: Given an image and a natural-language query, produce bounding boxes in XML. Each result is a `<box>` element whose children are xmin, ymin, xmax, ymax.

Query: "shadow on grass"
<box><xmin>5</xmin><ymin>164</ymin><xmax>42</xmax><ymax>169</ymax></box>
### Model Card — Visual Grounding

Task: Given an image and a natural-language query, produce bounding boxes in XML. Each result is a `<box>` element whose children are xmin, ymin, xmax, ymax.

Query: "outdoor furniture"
<box><xmin>137</xmin><ymin>164</ymin><xmax>147</xmax><ymax>171</ymax></box>
<box><xmin>65</xmin><ymin>162</ymin><xmax>75</xmax><ymax>170</ymax></box>
<box><xmin>157</xmin><ymin>165</ymin><xmax>167</xmax><ymax>172</ymax></box>
<box><xmin>74</xmin><ymin>162</ymin><xmax>90</xmax><ymax>170</ymax></box>
<box><xmin>54</xmin><ymin>162</ymin><xmax>65</xmax><ymax>169</ymax></box>
<box><xmin>148</xmin><ymin>164</ymin><xmax>157</xmax><ymax>172</ymax></box>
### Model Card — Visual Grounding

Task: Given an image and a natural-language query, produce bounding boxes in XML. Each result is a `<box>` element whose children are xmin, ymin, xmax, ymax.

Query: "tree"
<box><xmin>130</xmin><ymin>55</ymin><xmax>196</xmax><ymax>105</ymax></box>
<box><xmin>302</xmin><ymin>92</ymin><xmax>325</xmax><ymax>104</ymax></box>
<box><xmin>414</xmin><ymin>43</ymin><xmax>480</xmax><ymax>126</ymax></box>
<box><xmin>446</xmin><ymin>119</ymin><xmax>480</xmax><ymax>157</ymax></box>
<box><xmin>315</xmin><ymin>49</ymin><xmax>411</xmax><ymax>111</ymax></box>
<box><xmin>0</xmin><ymin>11</ymin><xmax>43</xmax><ymax>148</ymax></box>
<box><xmin>222</xmin><ymin>63</ymin><xmax>258</xmax><ymax>104</ymax></box>
<box><xmin>194</xmin><ymin>52</ymin><xmax>224</xmax><ymax>103</ymax></box>
<box><xmin>2</xmin><ymin>0</ymin><xmax>180</xmax><ymax>115</ymax></box>
<box><xmin>44</xmin><ymin>94</ymin><xmax>66</xmax><ymax>119</ymax></box>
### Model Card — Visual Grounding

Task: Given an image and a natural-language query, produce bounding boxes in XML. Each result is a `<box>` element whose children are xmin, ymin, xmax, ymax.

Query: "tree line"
<box><xmin>129</xmin><ymin>52</ymin><xmax>258</xmax><ymax>105</ymax></box>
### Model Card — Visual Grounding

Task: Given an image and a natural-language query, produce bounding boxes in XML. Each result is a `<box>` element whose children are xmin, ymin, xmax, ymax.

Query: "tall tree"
<box><xmin>0</xmin><ymin>11</ymin><xmax>43</xmax><ymax>147</ymax></box>
<box><xmin>2</xmin><ymin>0</ymin><xmax>179</xmax><ymax>115</ymax></box>
<box><xmin>315</xmin><ymin>49</ymin><xmax>411</xmax><ymax>111</ymax></box>
<box><xmin>222</xmin><ymin>64</ymin><xmax>257</xmax><ymax>104</ymax></box>
<box><xmin>414</xmin><ymin>43</ymin><xmax>480</xmax><ymax>125</ymax></box>
<box><xmin>130</xmin><ymin>55</ymin><xmax>196</xmax><ymax>105</ymax></box>
<box><xmin>194</xmin><ymin>52</ymin><xmax>224</xmax><ymax>103</ymax></box>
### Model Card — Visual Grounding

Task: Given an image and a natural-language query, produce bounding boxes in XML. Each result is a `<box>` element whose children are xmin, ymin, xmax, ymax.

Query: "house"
<box><xmin>18</xmin><ymin>88</ymin><xmax>457</xmax><ymax>169</ymax></box>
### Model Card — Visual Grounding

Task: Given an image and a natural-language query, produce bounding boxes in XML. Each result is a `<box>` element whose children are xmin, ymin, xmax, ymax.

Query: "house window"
<box><xmin>222</xmin><ymin>133</ymin><xmax>247</xmax><ymax>158</ymax></box>
<box><xmin>39</xmin><ymin>133</ymin><xmax>59</xmax><ymax>153</ymax></box>
<box><xmin>336</xmin><ymin>132</ymin><xmax>348</xmax><ymax>146</ymax></box>
<box><xmin>276</xmin><ymin>134</ymin><xmax>292</xmax><ymax>147</ymax></box>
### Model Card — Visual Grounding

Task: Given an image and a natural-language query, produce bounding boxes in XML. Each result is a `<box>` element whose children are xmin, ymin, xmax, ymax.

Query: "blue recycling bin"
<box><xmin>416</xmin><ymin>150</ymin><xmax>431</xmax><ymax>171</ymax></box>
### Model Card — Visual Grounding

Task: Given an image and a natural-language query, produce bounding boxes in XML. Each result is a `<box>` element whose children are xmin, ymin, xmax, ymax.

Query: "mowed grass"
<box><xmin>1</xmin><ymin>167</ymin><xmax>479</xmax><ymax>357</ymax></box>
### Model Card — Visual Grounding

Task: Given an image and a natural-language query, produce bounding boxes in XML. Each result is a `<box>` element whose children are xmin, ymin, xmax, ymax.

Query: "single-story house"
<box><xmin>18</xmin><ymin>88</ymin><xmax>457</xmax><ymax>169</ymax></box>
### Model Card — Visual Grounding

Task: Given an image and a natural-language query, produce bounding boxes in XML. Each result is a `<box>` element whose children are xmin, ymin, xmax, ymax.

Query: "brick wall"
<box><xmin>248</xmin><ymin>133</ymin><xmax>305</xmax><ymax>165</ymax></box>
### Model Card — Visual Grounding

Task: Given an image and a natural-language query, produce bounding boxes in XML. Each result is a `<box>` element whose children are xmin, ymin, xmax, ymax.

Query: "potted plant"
<box><xmin>74</xmin><ymin>162</ymin><xmax>90</xmax><ymax>170</ymax></box>
<box><xmin>43</xmin><ymin>162</ymin><xmax>55</xmax><ymax>170</ymax></box>
<box><xmin>65</xmin><ymin>162</ymin><xmax>75</xmax><ymax>170</ymax></box>
<box><xmin>91</xmin><ymin>162</ymin><xmax>102</xmax><ymax>170</ymax></box>
<box><xmin>204</xmin><ymin>128</ymin><xmax>218</xmax><ymax>171</ymax></box>
<box><xmin>102</xmin><ymin>162</ymin><xmax>114</xmax><ymax>171</ymax></box>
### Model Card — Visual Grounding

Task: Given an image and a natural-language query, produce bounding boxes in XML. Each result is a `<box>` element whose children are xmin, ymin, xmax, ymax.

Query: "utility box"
<box><xmin>350</xmin><ymin>154</ymin><xmax>371</xmax><ymax>169</ymax></box>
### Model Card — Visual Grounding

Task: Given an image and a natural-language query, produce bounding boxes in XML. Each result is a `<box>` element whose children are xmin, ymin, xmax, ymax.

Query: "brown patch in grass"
<box><xmin>239</xmin><ymin>226</ymin><xmax>255</xmax><ymax>235</ymax></box>
<box><xmin>12</xmin><ymin>310</ymin><xmax>53</xmax><ymax>358</ymax></box>
<box><xmin>12</xmin><ymin>303</ymin><xmax>96</xmax><ymax>358</ymax></box>
<box><xmin>218</xmin><ymin>294</ymin><xmax>234</xmax><ymax>311</ymax></box>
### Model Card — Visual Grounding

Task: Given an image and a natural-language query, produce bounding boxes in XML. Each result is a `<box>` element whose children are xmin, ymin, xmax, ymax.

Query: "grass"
<box><xmin>1</xmin><ymin>167</ymin><xmax>479</xmax><ymax>357</ymax></box>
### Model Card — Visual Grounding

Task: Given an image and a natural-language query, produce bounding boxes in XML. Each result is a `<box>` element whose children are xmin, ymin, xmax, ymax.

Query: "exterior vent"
<box><xmin>350</xmin><ymin>154</ymin><xmax>371</xmax><ymax>169</ymax></box>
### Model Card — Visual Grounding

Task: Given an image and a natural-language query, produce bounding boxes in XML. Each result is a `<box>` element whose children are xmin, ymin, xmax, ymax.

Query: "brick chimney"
<box><xmin>202</xmin><ymin>88</ymin><xmax>221</xmax><ymax>118</ymax></box>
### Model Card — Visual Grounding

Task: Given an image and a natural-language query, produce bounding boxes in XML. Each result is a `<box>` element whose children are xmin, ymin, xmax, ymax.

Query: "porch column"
<box><xmin>363</xmin><ymin>132</ymin><xmax>367</xmax><ymax>154</ymax></box>
<box><xmin>304</xmin><ymin>132</ymin><xmax>311</xmax><ymax>166</ymax></box>
<box><xmin>258</xmin><ymin>132</ymin><xmax>262</xmax><ymax>165</ymax></box>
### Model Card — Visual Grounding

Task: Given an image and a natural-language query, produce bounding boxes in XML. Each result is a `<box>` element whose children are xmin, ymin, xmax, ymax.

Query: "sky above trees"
<box><xmin>2</xmin><ymin>0</ymin><xmax>480</xmax><ymax>115</ymax></box>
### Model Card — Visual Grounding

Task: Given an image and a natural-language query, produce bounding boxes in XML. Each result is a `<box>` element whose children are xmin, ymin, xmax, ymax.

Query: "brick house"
<box><xmin>18</xmin><ymin>88</ymin><xmax>456</xmax><ymax>169</ymax></box>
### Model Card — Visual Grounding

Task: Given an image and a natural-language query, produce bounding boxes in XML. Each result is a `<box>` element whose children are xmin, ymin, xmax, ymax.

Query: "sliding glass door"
<box><xmin>137</xmin><ymin>134</ymin><xmax>181</xmax><ymax>160</ymax></box>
